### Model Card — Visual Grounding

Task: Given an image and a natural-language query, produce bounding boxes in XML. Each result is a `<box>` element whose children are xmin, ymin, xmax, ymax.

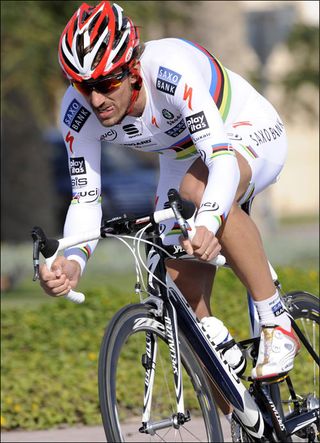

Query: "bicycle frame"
<box><xmin>144</xmin><ymin>235</ymin><xmax>265</xmax><ymax>439</ymax></box>
<box><xmin>31</xmin><ymin>189</ymin><xmax>319</xmax><ymax>441</ymax></box>
<box><xmin>142</xmin><ymin>233</ymin><xmax>319</xmax><ymax>441</ymax></box>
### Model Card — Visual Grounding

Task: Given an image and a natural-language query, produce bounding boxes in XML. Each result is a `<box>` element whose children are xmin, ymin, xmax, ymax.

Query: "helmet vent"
<box><xmin>61</xmin><ymin>51</ymin><xmax>80</xmax><ymax>75</ymax></box>
<box><xmin>76</xmin><ymin>34</ymin><xmax>85</xmax><ymax>66</ymax></box>
<box><xmin>92</xmin><ymin>43</ymin><xmax>107</xmax><ymax>70</ymax></box>
<box><xmin>88</xmin><ymin>12</ymin><xmax>101</xmax><ymax>34</ymax></box>
<box><xmin>112</xmin><ymin>35</ymin><xmax>129</xmax><ymax>65</ymax></box>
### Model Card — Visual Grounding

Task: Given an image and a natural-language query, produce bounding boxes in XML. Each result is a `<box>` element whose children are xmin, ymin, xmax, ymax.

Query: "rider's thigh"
<box><xmin>179</xmin><ymin>150</ymin><xmax>252</xmax><ymax>207</ymax></box>
<box><xmin>227</xmin><ymin>93</ymin><xmax>288</xmax><ymax>204</ymax></box>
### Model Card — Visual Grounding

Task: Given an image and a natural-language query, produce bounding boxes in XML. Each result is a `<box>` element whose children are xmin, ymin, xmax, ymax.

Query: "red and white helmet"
<box><xmin>58</xmin><ymin>1</ymin><xmax>140</xmax><ymax>82</ymax></box>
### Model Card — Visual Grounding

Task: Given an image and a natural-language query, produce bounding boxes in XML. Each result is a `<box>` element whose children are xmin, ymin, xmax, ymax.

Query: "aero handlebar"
<box><xmin>31</xmin><ymin>189</ymin><xmax>225</xmax><ymax>304</ymax></box>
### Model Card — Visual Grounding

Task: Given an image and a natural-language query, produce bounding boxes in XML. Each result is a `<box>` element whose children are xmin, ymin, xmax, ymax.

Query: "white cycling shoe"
<box><xmin>251</xmin><ymin>324</ymin><xmax>301</xmax><ymax>380</ymax></box>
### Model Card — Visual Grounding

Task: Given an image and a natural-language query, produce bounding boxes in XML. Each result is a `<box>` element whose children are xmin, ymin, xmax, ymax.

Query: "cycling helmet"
<box><xmin>58</xmin><ymin>1</ymin><xmax>140</xmax><ymax>82</ymax></box>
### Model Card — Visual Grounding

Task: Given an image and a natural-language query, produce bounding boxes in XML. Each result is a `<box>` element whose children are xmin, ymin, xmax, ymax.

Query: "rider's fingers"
<box><xmin>199</xmin><ymin>243</ymin><xmax>222</xmax><ymax>262</ymax></box>
<box><xmin>179</xmin><ymin>236</ymin><xmax>194</xmax><ymax>255</ymax></box>
<box><xmin>40</xmin><ymin>278</ymin><xmax>71</xmax><ymax>297</ymax></box>
<box><xmin>39</xmin><ymin>264</ymin><xmax>58</xmax><ymax>282</ymax></box>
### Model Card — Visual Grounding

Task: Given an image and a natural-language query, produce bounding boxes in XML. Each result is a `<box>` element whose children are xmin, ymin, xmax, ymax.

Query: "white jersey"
<box><xmin>60</xmin><ymin>38</ymin><xmax>287</xmax><ymax>272</ymax></box>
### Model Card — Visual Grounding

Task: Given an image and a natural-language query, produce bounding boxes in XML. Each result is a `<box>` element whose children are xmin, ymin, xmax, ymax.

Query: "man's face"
<box><xmin>73</xmin><ymin>69</ymin><xmax>136</xmax><ymax>127</ymax></box>
<box><xmin>88</xmin><ymin>75</ymin><xmax>133</xmax><ymax>127</ymax></box>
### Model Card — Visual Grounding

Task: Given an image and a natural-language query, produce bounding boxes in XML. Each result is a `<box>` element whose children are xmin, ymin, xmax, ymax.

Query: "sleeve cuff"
<box><xmin>64</xmin><ymin>253</ymin><xmax>87</xmax><ymax>275</ymax></box>
<box><xmin>195</xmin><ymin>212</ymin><xmax>222</xmax><ymax>236</ymax></box>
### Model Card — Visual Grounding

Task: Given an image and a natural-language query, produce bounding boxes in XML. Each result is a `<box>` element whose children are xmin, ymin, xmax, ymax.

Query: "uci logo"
<box><xmin>100</xmin><ymin>129</ymin><xmax>117</xmax><ymax>141</ymax></box>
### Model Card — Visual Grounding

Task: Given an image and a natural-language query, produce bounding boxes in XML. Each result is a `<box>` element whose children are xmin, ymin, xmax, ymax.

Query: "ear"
<box><xmin>129</xmin><ymin>61</ymin><xmax>141</xmax><ymax>86</ymax></box>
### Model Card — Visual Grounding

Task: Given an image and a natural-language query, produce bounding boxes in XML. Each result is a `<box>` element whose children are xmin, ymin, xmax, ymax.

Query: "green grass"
<box><xmin>1</xmin><ymin>266</ymin><xmax>319</xmax><ymax>430</ymax></box>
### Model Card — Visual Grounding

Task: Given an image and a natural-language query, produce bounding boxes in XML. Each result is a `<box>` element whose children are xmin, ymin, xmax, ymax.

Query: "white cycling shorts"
<box><xmin>156</xmin><ymin>91</ymin><xmax>288</xmax><ymax>245</ymax></box>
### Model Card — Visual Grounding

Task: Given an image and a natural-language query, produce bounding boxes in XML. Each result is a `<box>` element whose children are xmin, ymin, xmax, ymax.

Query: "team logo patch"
<box><xmin>122</xmin><ymin>124</ymin><xmax>141</xmax><ymax>137</ymax></box>
<box><xmin>165</xmin><ymin>119</ymin><xmax>186</xmax><ymax>137</ymax></box>
<box><xmin>63</xmin><ymin>99</ymin><xmax>91</xmax><ymax>133</ymax></box>
<box><xmin>162</xmin><ymin>109</ymin><xmax>175</xmax><ymax>120</ymax></box>
<box><xmin>69</xmin><ymin>157</ymin><xmax>86</xmax><ymax>175</ymax></box>
<box><xmin>271</xmin><ymin>301</ymin><xmax>285</xmax><ymax>317</ymax></box>
<box><xmin>186</xmin><ymin>111</ymin><xmax>209</xmax><ymax>134</ymax></box>
<box><xmin>156</xmin><ymin>66</ymin><xmax>182</xmax><ymax>96</ymax></box>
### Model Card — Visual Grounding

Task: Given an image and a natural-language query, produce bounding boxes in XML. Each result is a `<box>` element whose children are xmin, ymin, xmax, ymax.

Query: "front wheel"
<box><xmin>98</xmin><ymin>303</ymin><xmax>223</xmax><ymax>442</ymax></box>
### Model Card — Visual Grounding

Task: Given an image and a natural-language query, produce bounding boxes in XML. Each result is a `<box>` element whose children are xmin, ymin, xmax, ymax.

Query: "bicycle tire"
<box><xmin>274</xmin><ymin>291</ymin><xmax>319</xmax><ymax>441</ymax></box>
<box><xmin>98</xmin><ymin>303</ymin><xmax>224</xmax><ymax>442</ymax></box>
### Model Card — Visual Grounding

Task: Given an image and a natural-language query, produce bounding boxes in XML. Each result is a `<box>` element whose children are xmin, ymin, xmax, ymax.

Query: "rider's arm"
<box><xmin>171</xmin><ymin>55</ymin><xmax>240</xmax><ymax>234</ymax></box>
<box><xmin>59</xmin><ymin>87</ymin><xmax>103</xmax><ymax>274</ymax></box>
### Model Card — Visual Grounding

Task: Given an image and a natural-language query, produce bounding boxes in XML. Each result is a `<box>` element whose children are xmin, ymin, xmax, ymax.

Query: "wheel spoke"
<box><xmin>98</xmin><ymin>304</ymin><xmax>223</xmax><ymax>441</ymax></box>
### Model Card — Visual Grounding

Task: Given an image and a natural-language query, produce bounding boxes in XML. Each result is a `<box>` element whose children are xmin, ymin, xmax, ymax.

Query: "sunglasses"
<box><xmin>72</xmin><ymin>69</ymin><xmax>129</xmax><ymax>96</ymax></box>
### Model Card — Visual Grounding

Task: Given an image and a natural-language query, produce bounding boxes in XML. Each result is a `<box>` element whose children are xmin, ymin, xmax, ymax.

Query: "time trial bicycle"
<box><xmin>31</xmin><ymin>189</ymin><xmax>319</xmax><ymax>442</ymax></box>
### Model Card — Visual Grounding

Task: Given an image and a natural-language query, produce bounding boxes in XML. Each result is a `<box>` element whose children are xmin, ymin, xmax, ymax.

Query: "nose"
<box><xmin>90</xmin><ymin>90</ymin><xmax>106</xmax><ymax>108</ymax></box>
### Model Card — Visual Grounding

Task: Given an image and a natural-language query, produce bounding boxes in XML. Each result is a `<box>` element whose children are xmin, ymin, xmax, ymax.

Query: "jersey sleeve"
<box><xmin>59</xmin><ymin>87</ymin><xmax>102</xmax><ymax>274</ymax></box>
<box><xmin>167</xmin><ymin>46</ymin><xmax>240</xmax><ymax>234</ymax></box>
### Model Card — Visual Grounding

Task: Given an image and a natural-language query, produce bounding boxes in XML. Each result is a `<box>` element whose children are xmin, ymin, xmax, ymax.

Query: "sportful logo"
<box><xmin>156</xmin><ymin>66</ymin><xmax>182</xmax><ymax>95</ymax></box>
<box><xmin>124</xmin><ymin>138</ymin><xmax>157</xmax><ymax>148</ymax></box>
<box><xmin>63</xmin><ymin>99</ymin><xmax>91</xmax><ymax>133</ymax></box>
<box><xmin>186</xmin><ymin>111</ymin><xmax>209</xmax><ymax>134</ymax></box>
<box><xmin>122</xmin><ymin>124</ymin><xmax>141</xmax><ymax>137</ymax></box>
<box><xmin>165</xmin><ymin>119</ymin><xmax>186</xmax><ymax>137</ymax></box>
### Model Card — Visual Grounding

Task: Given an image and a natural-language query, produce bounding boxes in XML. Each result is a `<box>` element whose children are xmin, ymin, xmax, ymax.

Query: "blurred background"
<box><xmin>1</xmin><ymin>1</ymin><xmax>319</xmax><ymax>434</ymax></box>
<box><xmin>1</xmin><ymin>0</ymin><xmax>319</xmax><ymax>288</ymax></box>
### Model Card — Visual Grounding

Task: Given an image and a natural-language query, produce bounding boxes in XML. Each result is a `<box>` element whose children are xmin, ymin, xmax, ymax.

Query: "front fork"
<box><xmin>139</xmin><ymin>298</ymin><xmax>190</xmax><ymax>433</ymax></box>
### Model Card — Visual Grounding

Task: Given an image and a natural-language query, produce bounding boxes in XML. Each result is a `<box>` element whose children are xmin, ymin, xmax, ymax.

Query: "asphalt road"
<box><xmin>1</xmin><ymin>415</ymin><xmax>231</xmax><ymax>442</ymax></box>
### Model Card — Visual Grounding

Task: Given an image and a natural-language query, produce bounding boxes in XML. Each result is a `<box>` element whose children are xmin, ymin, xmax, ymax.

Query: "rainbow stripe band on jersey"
<box><xmin>181</xmin><ymin>39</ymin><xmax>232</xmax><ymax>122</ymax></box>
<box><xmin>166</xmin><ymin>222</ymin><xmax>182</xmax><ymax>236</ymax></box>
<box><xmin>213</xmin><ymin>213</ymin><xmax>226</xmax><ymax>228</ymax></box>
<box><xmin>240</xmin><ymin>183</ymin><xmax>256</xmax><ymax>205</ymax></box>
<box><xmin>79</xmin><ymin>244</ymin><xmax>92</xmax><ymax>260</ymax></box>
<box><xmin>240</xmin><ymin>144</ymin><xmax>258</xmax><ymax>159</ymax></box>
<box><xmin>169</xmin><ymin>136</ymin><xmax>198</xmax><ymax>160</ymax></box>
<box><xmin>211</xmin><ymin>143</ymin><xmax>236</xmax><ymax>159</ymax></box>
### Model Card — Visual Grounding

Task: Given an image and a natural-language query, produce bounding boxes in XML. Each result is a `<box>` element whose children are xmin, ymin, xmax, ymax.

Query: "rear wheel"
<box><xmin>98</xmin><ymin>303</ymin><xmax>223</xmax><ymax>442</ymax></box>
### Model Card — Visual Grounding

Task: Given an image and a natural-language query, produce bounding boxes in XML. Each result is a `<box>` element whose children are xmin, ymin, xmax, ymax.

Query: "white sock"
<box><xmin>253</xmin><ymin>290</ymin><xmax>291</xmax><ymax>331</ymax></box>
<box><xmin>224</xmin><ymin>413</ymin><xmax>233</xmax><ymax>424</ymax></box>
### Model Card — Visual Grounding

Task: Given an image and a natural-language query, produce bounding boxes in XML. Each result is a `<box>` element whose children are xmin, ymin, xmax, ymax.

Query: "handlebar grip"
<box><xmin>64</xmin><ymin>289</ymin><xmax>85</xmax><ymax>304</ymax></box>
<box><xmin>209</xmin><ymin>254</ymin><xmax>226</xmax><ymax>267</ymax></box>
<box><xmin>45</xmin><ymin>256</ymin><xmax>85</xmax><ymax>304</ymax></box>
<box><xmin>187</xmin><ymin>218</ymin><xmax>226</xmax><ymax>267</ymax></box>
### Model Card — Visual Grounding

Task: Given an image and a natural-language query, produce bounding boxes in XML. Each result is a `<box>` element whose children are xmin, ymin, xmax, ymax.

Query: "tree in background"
<box><xmin>280</xmin><ymin>23</ymin><xmax>319</xmax><ymax>123</ymax></box>
<box><xmin>1</xmin><ymin>1</ymin><xmax>194</xmax><ymax>241</ymax></box>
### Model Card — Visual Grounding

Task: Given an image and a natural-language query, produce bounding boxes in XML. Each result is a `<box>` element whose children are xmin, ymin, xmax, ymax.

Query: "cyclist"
<box><xmin>39</xmin><ymin>1</ymin><xmax>300</xmax><ymax>383</ymax></box>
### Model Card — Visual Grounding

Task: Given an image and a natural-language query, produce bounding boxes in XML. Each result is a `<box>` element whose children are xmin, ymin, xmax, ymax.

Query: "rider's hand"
<box><xmin>180</xmin><ymin>225</ymin><xmax>221</xmax><ymax>262</ymax></box>
<box><xmin>39</xmin><ymin>256</ymin><xmax>81</xmax><ymax>297</ymax></box>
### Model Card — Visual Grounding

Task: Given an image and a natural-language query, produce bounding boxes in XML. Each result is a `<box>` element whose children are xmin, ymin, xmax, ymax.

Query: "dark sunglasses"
<box><xmin>72</xmin><ymin>69</ymin><xmax>129</xmax><ymax>96</ymax></box>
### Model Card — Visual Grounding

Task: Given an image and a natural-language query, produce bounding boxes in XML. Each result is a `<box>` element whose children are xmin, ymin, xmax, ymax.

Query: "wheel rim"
<box><xmin>100</xmin><ymin>312</ymin><xmax>218</xmax><ymax>442</ymax></box>
<box><xmin>105</xmin><ymin>326</ymin><xmax>215</xmax><ymax>442</ymax></box>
